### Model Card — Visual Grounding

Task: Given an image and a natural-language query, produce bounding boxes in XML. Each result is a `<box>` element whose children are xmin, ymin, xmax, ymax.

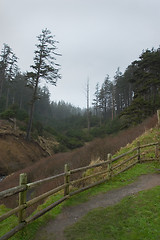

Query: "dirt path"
<box><xmin>34</xmin><ymin>173</ymin><xmax>160</xmax><ymax>240</ymax></box>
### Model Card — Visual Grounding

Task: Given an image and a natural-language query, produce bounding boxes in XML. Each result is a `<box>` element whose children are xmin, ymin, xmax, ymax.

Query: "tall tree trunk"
<box><xmin>5</xmin><ymin>87</ymin><xmax>9</xmax><ymax>109</ymax></box>
<box><xmin>0</xmin><ymin>78</ymin><xmax>4</xmax><ymax>98</ymax></box>
<box><xmin>12</xmin><ymin>95</ymin><xmax>15</xmax><ymax>105</ymax></box>
<box><xmin>26</xmin><ymin>77</ymin><xmax>39</xmax><ymax>140</ymax></box>
<box><xmin>87</xmin><ymin>79</ymin><xmax>90</xmax><ymax>131</ymax></box>
<box><xmin>26</xmin><ymin>102</ymin><xmax>34</xmax><ymax>140</ymax></box>
<box><xmin>19</xmin><ymin>95</ymin><xmax>23</xmax><ymax>109</ymax></box>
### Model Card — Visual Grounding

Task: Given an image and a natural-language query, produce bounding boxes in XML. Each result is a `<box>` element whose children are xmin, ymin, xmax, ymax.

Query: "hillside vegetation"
<box><xmin>0</xmin><ymin>115</ymin><xmax>160</xmax><ymax>240</ymax></box>
<box><xmin>64</xmin><ymin>125</ymin><xmax>160</xmax><ymax>240</ymax></box>
<box><xmin>0</xmin><ymin>114</ymin><xmax>157</xmax><ymax>196</ymax></box>
<box><xmin>1</xmin><ymin>42</ymin><xmax>160</xmax><ymax>239</ymax></box>
<box><xmin>1</xmin><ymin>45</ymin><xmax>160</xmax><ymax>151</ymax></box>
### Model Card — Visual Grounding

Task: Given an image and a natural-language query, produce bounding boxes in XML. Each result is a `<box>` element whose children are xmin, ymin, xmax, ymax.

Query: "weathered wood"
<box><xmin>64</xmin><ymin>164</ymin><xmax>70</xmax><ymax>196</ymax></box>
<box><xmin>27</xmin><ymin>172</ymin><xmax>65</xmax><ymax>189</ymax></box>
<box><xmin>140</xmin><ymin>142</ymin><xmax>158</xmax><ymax>148</ymax></box>
<box><xmin>158</xmin><ymin>141</ymin><xmax>160</xmax><ymax>162</ymax></box>
<box><xmin>140</xmin><ymin>159</ymin><xmax>156</xmax><ymax>162</ymax></box>
<box><xmin>26</xmin><ymin>195</ymin><xmax>69</xmax><ymax>224</ymax></box>
<box><xmin>112</xmin><ymin>154</ymin><xmax>138</xmax><ymax>170</ymax></box>
<box><xmin>0</xmin><ymin>140</ymin><xmax>158</xmax><ymax>240</ymax></box>
<box><xmin>155</xmin><ymin>143</ymin><xmax>159</xmax><ymax>159</ymax></box>
<box><xmin>70</xmin><ymin>169</ymin><xmax>109</xmax><ymax>186</ymax></box>
<box><xmin>137</xmin><ymin>141</ymin><xmax>141</xmax><ymax>163</ymax></box>
<box><xmin>26</xmin><ymin>184</ymin><xmax>66</xmax><ymax>208</ymax></box>
<box><xmin>107</xmin><ymin>153</ymin><xmax>112</xmax><ymax>178</ymax></box>
<box><xmin>0</xmin><ymin>185</ymin><xmax>26</xmax><ymax>200</ymax></box>
<box><xmin>157</xmin><ymin>109</ymin><xmax>160</xmax><ymax>126</ymax></box>
<box><xmin>0</xmin><ymin>222</ymin><xmax>26</xmax><ymax>240</ymax></box>
<box><xmin>18</xmin><ymin>173</ymin><xmax>27</xmax><ymax>223</ymax></box>
<box><xmin>70</xmin><ymin>160</ymin><xmax>109</xmax><ymax>174</ymax></box>
<box><xmin>70</xmin><ymin>178</ymin><xmax>108</xmax><ymax>197</ymax></box>
<box><xmin>0</xmin><ymin>184</ymin><xmax>67</xmax><ymax>222</ymax></box>
<box><xmin>0</xmin><ymin>204</ymin><xmax>26</xmax><ymax>222</ymax></box>
<box><xmin>112</xmin><ymin>147</ymin><xmax>138</xmax><ymax>162</ymax></box>
<box><xmin>113</xmin><ymin>160</ymin><xmax>138</xmax><ymax>177</ymax></box>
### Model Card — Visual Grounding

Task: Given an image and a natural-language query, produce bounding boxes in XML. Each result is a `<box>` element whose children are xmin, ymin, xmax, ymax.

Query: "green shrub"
<box><xmin>44</xmin><ymin>126</ymin><xmax>58</xmax><ymax>136</ymax></box>
<box><xmin>0</xmin><ymin>109</ymin><xmax>16</xmax><ymax>119</ymax></box>
<box><xmin>0</xmin><ymin>105</ymin><xmax>28</xmax><ymax>122</ymax></box>
<box><xmin>16</xmin><ymin>109</ymin><xmax>28</xmax><ymax>121</ymax></box>
<box><xmin>33</xmin><ymin>121</ymin><xmax>44</xmax><ymax>136</ymax></box>
<box><xmin>53</xmin><ymin>143</ymin><xmax>68</xmax><ymax>153</ymax></box>
<box><xmin>90</xmin><ymin>126</ymin><xmax>106</xmax><ymax>138</ymax></box>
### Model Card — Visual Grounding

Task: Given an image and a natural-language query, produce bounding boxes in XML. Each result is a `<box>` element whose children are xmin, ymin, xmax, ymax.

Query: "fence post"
<box><xmin>137</xmin><ymin>141</ymin><xmax>141</xmax><ymax>163</ymax></box>
<box><xmin>156</xmin><ymin>141</ymin><xmax>160</xmax><ymax>161</ymax></box>
<box><xmin>18</xmin><ymin>173</ymin><xmax>27</xmax><ymax>223</ymax></box>
<box><xmin>155</xmin><ymin>143</ymin><xmax>159</xmax><ymax>159</ymax></box>
<box><xmin>157</xmin><ymin>110</ymin><xmax>160</xmax><ymax>127</ymax></box>
<box><xmin>159</xmin><ymin>141</ymin><xmax>160</xmax><ymax>163</ymax></box>
<box><xmin>107</xmin><ymin>153</ymin><xmax>112</xmax><ymax>178</ymax></box>
<box><xmin>64</xmin><ymin>164</ymin><xmax>70</xmax><ymax>196</ymax></box>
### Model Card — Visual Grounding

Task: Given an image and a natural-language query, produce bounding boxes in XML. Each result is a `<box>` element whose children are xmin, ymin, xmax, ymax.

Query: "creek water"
<box><xmin>0</xmin><ymin>176</ymin><xmax>5</xmax><ymax>182</ymax></box>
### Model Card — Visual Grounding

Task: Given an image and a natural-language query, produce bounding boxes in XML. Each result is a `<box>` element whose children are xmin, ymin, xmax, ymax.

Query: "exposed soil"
<box><xmin>34</xmin><ymin>173</ymin><xmax>160</xmax><ymax>240</ymax></box>
<box><xmin>0</xmin><ymin>133</ymin><xmax>48</xmax><ymax>175</ymax></box>
<box><xmin>0</xmin><ymin>119</ymin><xmax>53</xmax><ymax>176</ymax></box>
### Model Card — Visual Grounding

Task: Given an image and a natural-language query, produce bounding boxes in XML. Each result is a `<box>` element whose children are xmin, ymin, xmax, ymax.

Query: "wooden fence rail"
<box><xmin>0</xmin><ymin>141</ymin><xmax>159</xmax><ymax>240</ymax></box>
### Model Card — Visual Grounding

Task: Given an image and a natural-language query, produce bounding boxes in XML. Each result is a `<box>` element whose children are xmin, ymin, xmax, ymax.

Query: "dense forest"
<box><xmin>92</xmin><ymin>48</ymin><xmax>160</xmax><ymax>126</ymax></box>
<box><xmin>0</xmin><ymin>38</ymin><xmax>160</xmax><ymax>151</ymax></box>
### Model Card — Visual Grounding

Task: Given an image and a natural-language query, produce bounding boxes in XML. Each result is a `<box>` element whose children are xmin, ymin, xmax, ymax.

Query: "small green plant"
<box><xmin>0</xmin><ymin>109</ymin><xmax>16</xmax><ymax>119</ymax></box>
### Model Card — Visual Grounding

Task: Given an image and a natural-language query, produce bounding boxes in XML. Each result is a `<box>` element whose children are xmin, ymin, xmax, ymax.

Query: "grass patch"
<box><xmin>0</xmin><ymin>205</ymin><xmax>18</xmax><ymax>237</ymax></box>
<box><xmin>65</xmin><ymin>186</ymin><xmax>160</xmax><ymax>240</ymax></box>
<box><xmin>64</xmin><ymin>127</ymin><xmax>160</xmax><ymax>207</ymax></box>
<box><xmin>1</xmin><ymin>161</ymin><xmax>160</xmax><ymax>240</ymax></box>
<box><xmin>1</xmin><ymin>126</ymin><xmax>160</xmax><ymax>239</ymax></box>
<box><xmin>114</xmin><ymin>127</ymin><xmax>160</xmax><ymax>159</ymax></box>
<box><xmin>0</xmin><ymin>193</ymin><xmax>64</xmax><ymax>240</ymax></box>
<box><xmin>64</xmin><ymin>161</ymin><xmax>160</xmax><ymax>207</ymax></box>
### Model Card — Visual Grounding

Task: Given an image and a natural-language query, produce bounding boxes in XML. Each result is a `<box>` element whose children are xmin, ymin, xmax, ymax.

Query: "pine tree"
<box><xmin>0</xmin><ymin>44</ymin><xmax>18</xmax><ymax>106</ymax></box>
<box><xmin>26</xmin><ymin>28</ymin><xmax>61</xmax><ymax>140</ymax></box>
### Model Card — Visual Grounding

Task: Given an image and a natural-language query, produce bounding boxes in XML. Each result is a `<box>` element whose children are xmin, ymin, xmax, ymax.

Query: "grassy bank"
<box><xmin>1</xmin><ymin>161</ymin><xmax>160</xmax><ymax>240</ymax></box>
<box><xmin>65</xmin><ymin>185</ymin><xmax>160</xmax><ymax>240</ymax></box>
<box><xmin>0</xmin><ymin>126</ymin><xmax>160</xmax><ymax>240</ymax></box>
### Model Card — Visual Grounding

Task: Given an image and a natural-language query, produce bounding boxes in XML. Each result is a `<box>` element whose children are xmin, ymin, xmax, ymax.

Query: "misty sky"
<box><xmin>0</xmin><ymin>0</ymin><xmax>160</xmax><ymax>108</ymax></box>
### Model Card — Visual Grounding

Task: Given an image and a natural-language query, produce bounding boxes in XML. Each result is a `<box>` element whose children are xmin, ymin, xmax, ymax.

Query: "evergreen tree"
<box><xmin>0</xmin><ymin>44</ymin><xmax>18</xmax><ymax>107</ymax></box>
<box><xmin>99</xmin><ymin>75</ymin><xmax>113</xmax><ymax>119</ymax></box>
<box><xmin>26</xmin><ymin>28</ymin><xmax>61</xmax><ymax>140</ymax></box>
<box><xmin>120</xmin><ymin>48</ymin><xmax>160</xmax><ymax>127</ymax></box>
<box><xmin>92</xmin><ymin>82</ymin><xmax>100</xmax><ymax>116</ymax></box>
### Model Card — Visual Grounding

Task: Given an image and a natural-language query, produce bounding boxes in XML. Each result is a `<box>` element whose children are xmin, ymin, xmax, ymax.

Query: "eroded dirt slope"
<box><xmin>0</xmin><ymin>120</ymin><xmax>48</xmax><ymax>176</ymax></box>
<box><xmin>0</xmin><ymin>133</ymin><xmax>48</xmax><ymax>175</ymax></box>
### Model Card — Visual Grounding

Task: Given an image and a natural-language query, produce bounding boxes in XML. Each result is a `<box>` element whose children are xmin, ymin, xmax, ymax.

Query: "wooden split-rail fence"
<box><xmin>0</xmin><ymin>140</ymin><xmax>159</xmax><ymax>240</ymax></box>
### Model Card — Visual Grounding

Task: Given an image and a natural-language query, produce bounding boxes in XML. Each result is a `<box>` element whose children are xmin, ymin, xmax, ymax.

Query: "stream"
<box><xmin>0</xmin><ymin>175</ymin><xmax>6</xmax><ymax>182</ymax></box>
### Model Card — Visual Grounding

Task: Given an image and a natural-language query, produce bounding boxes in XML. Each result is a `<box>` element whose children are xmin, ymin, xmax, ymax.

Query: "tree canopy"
<box><xmin>0</xmin><ymin>36</ymin><xmax>160</xmax><ymax>148</ymax></box>
<box><xmin>26</xmin><ymin>28</ymin><xmax>61</xmax><ymax>140</ymax></box>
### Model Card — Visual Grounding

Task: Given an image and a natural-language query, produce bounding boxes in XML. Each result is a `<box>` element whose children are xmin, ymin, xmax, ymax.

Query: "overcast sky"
<box><xmin>0</xmin><ymin>0</ymin><xmax>160</xmax><ymax>108</ymax></box>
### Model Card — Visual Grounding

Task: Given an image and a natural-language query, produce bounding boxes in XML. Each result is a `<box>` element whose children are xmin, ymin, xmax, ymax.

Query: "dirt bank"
<box><xmin>0</xmin><ymin>133</ymin><xmax>48</xmax><ymax>175</ymax></box>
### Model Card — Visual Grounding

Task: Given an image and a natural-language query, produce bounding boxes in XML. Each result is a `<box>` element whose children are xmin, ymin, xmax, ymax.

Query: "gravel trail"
<box><xmin>34</xmin><ymin>173</ymin><xmax>160</xmax><ymax>240</ymax></box>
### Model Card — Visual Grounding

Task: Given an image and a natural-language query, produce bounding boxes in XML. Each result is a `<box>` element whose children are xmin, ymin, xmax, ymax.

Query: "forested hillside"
<box><xmin>92</xmin><ymin>47</ymin><xmax>160</xmax><ymax>127</ymax></box>
<box><xmin>0</xmin><ymin>43</ymin><xmax>160</xmax><ymax>150</ymax></box>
